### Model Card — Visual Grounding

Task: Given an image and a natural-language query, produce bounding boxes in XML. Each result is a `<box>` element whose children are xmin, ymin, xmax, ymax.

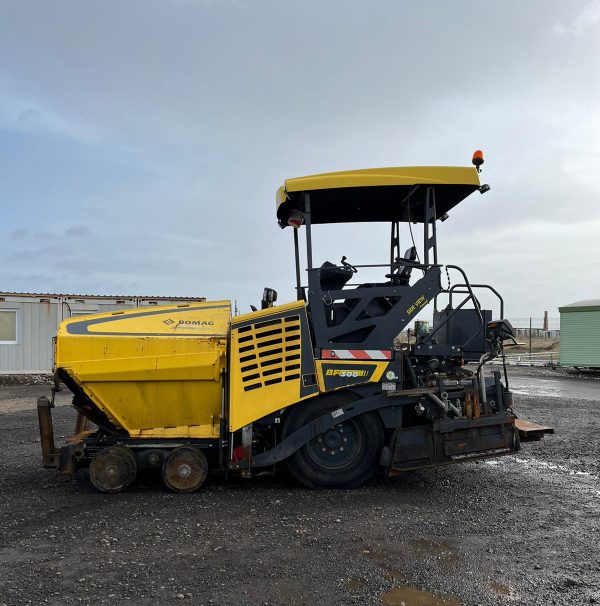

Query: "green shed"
<box><xmin>559</xmin><ymin>299</ymin><xmax>600</xmax><ymax>368</ymax></box>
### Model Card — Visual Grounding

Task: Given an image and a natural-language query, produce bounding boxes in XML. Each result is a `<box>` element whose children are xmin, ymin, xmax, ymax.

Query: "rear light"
<box><xmin>232</xmin><ymin>446</ymin><xmax>247</xmax><ymax>462</ymax></box>
<box><xmin>287</xmin><ymin>209</ymin><xmax>304</xmax><ymax>228</ymax></box>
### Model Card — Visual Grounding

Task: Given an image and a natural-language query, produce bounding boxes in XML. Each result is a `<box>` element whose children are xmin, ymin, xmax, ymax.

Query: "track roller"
<box><xmin>162</xmin><ymin>447</ymin><xmax>208</xmax><ymax>493</ymax></box>
<box><xmin>89</xmin><ymin>445</ymin><xmax>137</xmax><ymax>493</ymax></box>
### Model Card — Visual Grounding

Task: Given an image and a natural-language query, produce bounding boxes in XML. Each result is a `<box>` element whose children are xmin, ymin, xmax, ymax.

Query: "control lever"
<box><xmin>340</xmin><ymin>256</ymin><xmax>358</xmax><ymax>273</ymax></box>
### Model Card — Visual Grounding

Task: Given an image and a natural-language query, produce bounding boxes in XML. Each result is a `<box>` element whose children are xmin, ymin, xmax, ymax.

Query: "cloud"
<box><xmin>0</xmin><ymin>1</ymin><xmax>598</xmax><ymax>317</ymax></box>
<box><xmin>15</xmin><ymin>108</ymin><xmax>42</xmax><ymax>130</ymax></box>
<box><xmin>551</xmin><ymin>0</ymin><xmax>600</xmax><ymax>35</ymax></box>
<box><xmin>10</xmin><ymin>228</ymin><xmax>30</xmax><ymax>240</ymax></box>
<box><xmin>6</xmin><ymin>245</ymin><xmax>70</xmax><ymax>263</ymax></box>
<box><xmin>65</xmin><ymin>225</ymin><xmax>91</xmax><ymax>237</ymax></box>
<box><xmin>0</xmin><ymin>86</ymin><xmax>109</xmax><ymax>144</ymax></box>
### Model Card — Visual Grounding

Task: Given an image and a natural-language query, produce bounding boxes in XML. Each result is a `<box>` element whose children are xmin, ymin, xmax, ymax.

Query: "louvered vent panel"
<box><xmin>237</xmin><ymin>315</ymin><xmax>302</xmax><ymax>392</ymax></box>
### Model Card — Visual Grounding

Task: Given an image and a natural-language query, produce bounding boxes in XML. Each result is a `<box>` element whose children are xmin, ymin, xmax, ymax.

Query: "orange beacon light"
<box><xmin>472</xmin><ymin>150</ymin><xmax>484</xmax><ymax>173</ymax></box>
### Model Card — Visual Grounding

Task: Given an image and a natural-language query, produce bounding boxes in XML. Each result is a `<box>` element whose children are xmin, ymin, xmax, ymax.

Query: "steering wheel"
<box><xmin>340</xmin><ymin>256</ymin><xmax>358</xmax><ymax>273</ymax></box>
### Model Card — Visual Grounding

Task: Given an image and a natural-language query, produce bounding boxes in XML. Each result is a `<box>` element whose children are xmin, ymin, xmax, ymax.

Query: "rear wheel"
<box><xmin>162</xmin><ymin>447</ymin><xmax>208</xmax><ymax>493</ymax></box>
<box><xmin>89</xmin><ymin>445</ymin><xmax>137</xmax><ymax>493</ymax></box>
<box><xmin>283</xmin><ymin>393</ymin><xmax>383</xmax><ymax>489</ymax></box>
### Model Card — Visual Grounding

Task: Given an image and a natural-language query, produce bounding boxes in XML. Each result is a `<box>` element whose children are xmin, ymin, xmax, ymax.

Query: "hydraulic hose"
<box><xmin>427</xmin><ymin>393</ymin><xmax>462</xmax><ymax>418</ymax></box>
<box><xmin>404</xmin><ymin>355</ymin><xmax>419</xmax><ymax>388</ymax></box>
<box><xmin>447</xmin><ymin>401</ymin><xmax>463</xmax><ymax>417</ymax></box>
<box><xmin>427</xmin><ymin>393</ymin><xmax>447</xmax><ymax>414</ymax></box>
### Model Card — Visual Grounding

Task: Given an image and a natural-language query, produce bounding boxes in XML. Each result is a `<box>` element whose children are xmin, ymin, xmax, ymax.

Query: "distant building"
<box><xmin>0</xmin><ymin>292</ymin><xmax>205</xmax><ymax>373</ymax></box>
<box><xmin>559</xmin><ymin>299</ymin><xmax>600</xmax><ymax>369</ymax></box>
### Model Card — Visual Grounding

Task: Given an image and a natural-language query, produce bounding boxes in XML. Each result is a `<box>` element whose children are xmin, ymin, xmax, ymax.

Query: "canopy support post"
<box><xmin>304</xmin><ymin>192</ymin><xmax>313</xmax><ymax>271</ymax></box>
<box><xmin>293</xmin><ymin>227</ymin><xmax>303</xmax><ymax>300</ymax></box>
<box><xmin>390</xmin><ymin>221</ymin><xmax>400</xmax><ymax>275</ymax></box>
<box><xmin>423</xmin><ymin>187</ymin><xmax>438</xmax><ymax>267</ymax></box>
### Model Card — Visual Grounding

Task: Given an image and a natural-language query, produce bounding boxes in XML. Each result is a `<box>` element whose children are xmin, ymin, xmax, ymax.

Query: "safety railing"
<box><xmin>421</xmin><ymin>265</ymin><xmax>488</xmax><ymax>350</ymax></box>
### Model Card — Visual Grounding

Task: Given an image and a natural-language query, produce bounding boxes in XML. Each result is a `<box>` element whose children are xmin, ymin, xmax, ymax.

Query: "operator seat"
<box><xmin>331</xmin><ymin>246</ymin><xmax>419</xmax><ymax>332</ymax></box>
<box><xmin>387</xmin><ymin>246</ymin><xmax>418</xmax><ymax>286</ymax></box>
<box><xmin>318</xmin><ymin>261</ymin><xmax>354</xmax><ymax>328</ymax></box>
<box><xmin>319</xmin><ymin>261</ymin><xmax>354</xmax><ymax>291</ymax></box>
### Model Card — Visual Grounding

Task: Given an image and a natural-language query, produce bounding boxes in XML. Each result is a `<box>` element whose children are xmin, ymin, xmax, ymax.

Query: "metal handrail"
<box><xmin>306</xmin><ymin>262</ymin><xmax>439</xmax><ymax>272</ymax></box>
<box><xmin>421</xmin><ymin>265</ymin><xmax>485</xmax><ymax>350</ymax></box>
<box><xmin>448</xmin><ymin>284</ymin><xmax>504</xmax><ymax>319</ymax></box>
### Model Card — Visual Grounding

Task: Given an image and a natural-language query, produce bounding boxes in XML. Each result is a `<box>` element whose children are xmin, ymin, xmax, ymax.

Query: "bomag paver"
<box><xmin>37</xmin><ymin>152</ymin><xmax>552</xmax><ymax>492</ymax></box>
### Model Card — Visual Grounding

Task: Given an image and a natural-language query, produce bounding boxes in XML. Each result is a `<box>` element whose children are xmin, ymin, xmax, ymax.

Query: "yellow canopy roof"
<box><xmin>276</xmin><ymin>166</ymin><xmax>481</xmax><ymax>226</ymax></box>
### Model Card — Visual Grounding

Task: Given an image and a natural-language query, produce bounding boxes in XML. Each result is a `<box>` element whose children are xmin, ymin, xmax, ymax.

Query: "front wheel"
<box><xmin>283</xmin><ymin>394</ymin><xmax>383</xmax><ymax>489</ymax></box>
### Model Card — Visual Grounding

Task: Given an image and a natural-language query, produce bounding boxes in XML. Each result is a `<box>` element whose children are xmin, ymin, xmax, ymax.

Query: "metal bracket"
<box><xmin>37</xmin><ymin>396</ymin><xmax>59</xmax><ymax>468</ymax></box>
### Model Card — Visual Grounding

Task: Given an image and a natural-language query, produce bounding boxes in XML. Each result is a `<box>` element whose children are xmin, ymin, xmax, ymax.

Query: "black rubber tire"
<box><xmin>162</xmin><ymin>447</ymin><xmax>208</xmax><ymax>493</ymax></box>
<box><xmin>89</xmin><ymin>445</ymin><xmax>137</xmax><ymax>493</ymax></box>
<box><xmin>283</xmin><ymin>393</ymin><xmax>383</xmax><ymax>489</ymax></box>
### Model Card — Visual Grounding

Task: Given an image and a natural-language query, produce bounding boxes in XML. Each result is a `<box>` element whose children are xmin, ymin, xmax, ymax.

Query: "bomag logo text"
<box><xmin>177</xmin><ymin>320</ymin><xmax>214</xmax><ymax>326</ymax></box>
<box><xmin>325</xmin><ymin>369</ymin><xmax>369</xmax><ymax>378</ymax></box>
<box><xmin>163</xmin><ymin>318</ymin><xmax>214</xmax><ymax>326</ymax></box>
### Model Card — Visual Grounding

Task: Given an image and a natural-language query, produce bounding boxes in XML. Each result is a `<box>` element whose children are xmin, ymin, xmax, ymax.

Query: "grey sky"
<box><xmin>1</xmin><ymin>0</ymin><xmax>599</xmax><ymax>319</ymax></box>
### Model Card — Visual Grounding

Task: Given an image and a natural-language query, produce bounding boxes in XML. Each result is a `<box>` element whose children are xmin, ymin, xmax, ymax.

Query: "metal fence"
<box><xmin>508</xmin><ymin>317</ymin><xmax>561</xmax><ymax>331</ymax></box>
<box><xmin>490</xmin><ymin>352</ymin><xmax>560</xmax><ymax>367</ymax></box>
<box><xmin>513</xmin><ymin>328</ymin><xmax>560</xmax><ymax>339</ymax></box>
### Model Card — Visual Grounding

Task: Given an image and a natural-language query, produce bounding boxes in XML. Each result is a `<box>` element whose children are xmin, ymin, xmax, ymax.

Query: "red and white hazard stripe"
<box><xmin>322</xmin><ymin>349</ymin><xmax>392</xmax><ymax>360</ymax></box>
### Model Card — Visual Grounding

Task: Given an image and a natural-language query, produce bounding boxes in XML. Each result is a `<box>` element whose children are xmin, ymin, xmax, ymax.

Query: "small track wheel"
<box><xmin>89</xmin><ymin>445</ymin><xmax>137</xmax><ymax>493</ymax></box>
<box><xmin>162</xmin><ymin>447</ymin><xmax>208</xmax><ymax>493</ymax></box>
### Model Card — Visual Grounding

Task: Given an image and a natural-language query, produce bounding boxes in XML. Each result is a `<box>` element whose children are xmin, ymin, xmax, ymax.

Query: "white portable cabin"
<box><xmin>0</xmin><ymin>292</ymin><xmax>205</xmax><ymax>373</ymax></box>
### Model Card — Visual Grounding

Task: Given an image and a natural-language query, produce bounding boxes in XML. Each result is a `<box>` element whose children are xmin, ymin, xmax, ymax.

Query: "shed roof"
<box><xmin>559</xmin><ymin>299</ymin><xmax>600</xmax><ymax>312</ymax></box>
<box><xmin>0</xmin><ymin>292</ymin><xmax>205</xmax><ymax>302</ymax></box>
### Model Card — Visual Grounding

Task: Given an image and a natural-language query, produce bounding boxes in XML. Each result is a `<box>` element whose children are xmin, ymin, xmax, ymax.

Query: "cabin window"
<box><xmin>0</xmin><ymin>310</ymin><xmax>17</xmax><ymax>344</ymax></box>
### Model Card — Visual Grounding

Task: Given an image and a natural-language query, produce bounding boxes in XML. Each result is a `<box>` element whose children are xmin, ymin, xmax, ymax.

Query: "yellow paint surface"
<box><xmin>55</xmin><ymin>302</ymin><xmax>230</xmax><ymax>438</ymax></box>
<box><xmin>277</xmin><ymin>166</ymin><xmax>479</xmax><ymax>205</ymax></box>
<box><xmin>229</xmin><ymin>301</ymin><xmax>316</xmax><ymax>431</ymax></box>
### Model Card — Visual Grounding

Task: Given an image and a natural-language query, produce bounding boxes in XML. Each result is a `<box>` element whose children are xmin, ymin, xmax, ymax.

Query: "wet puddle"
<box><xmin>348</xmin><ymin>579</ymin><xmax>367</xmax><ymax>591</ymax></box>
<box><xmin>362</xmin><ymin>544</ymin><xmax>461</xmax><ymax>605</ymax></box>
<box><xmin>407</xmin><ymin>540</ymin><xmax>457</xmax><ymax>567</ymax></box>
<box><xmin>489</xmin><ymin>581</ymin><xmax>510</xmax><ymax>595</ymax></box>
<box><xmin>385</xmin><ymin>570</ymin><xmax>407</xmax><ymax>582</ymax></box>
<box><xmin>380</xmin><ymin>585</ymin><xmax>461</xmax><ymax>606</ymax></box>
<box><xmin>509</xmin><ymin>375</ymin><xmax>600</xmax><ymax>401</ymax></box>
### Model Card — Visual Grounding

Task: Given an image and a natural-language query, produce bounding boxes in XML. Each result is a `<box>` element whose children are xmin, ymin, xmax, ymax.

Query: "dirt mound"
<box><xmin>0</xmin><ymin>374</ymin><xmax>54</xmax><ymax>387</ymax></box>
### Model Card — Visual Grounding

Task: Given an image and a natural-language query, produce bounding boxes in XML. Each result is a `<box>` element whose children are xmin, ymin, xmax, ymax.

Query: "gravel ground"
<box><xmin>1</xmin><ymin>370</ymin><xmax>599</xmax><ymax>606</ymax></box>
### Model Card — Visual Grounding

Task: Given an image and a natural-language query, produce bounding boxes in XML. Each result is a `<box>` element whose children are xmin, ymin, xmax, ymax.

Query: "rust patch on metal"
<box><xmin>65</xmin><ymin>430</ymin><xmax>95</xmax><ymax>445</ymax></box>
<box><xmin>464</xmin><ymin>390</ymin><xmax>473</xmax><ymax>419</ymax></box>
<box><xmin>515</xmin><ymin>419</ymin><xmax>554</xmax><ymax>441</ymax></box>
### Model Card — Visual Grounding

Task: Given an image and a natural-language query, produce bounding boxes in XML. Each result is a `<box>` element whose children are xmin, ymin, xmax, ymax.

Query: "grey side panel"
<box><xmin>308</xmin><ymin>266</ymin><xmax>443</xmax><ymax>350</ymax></box>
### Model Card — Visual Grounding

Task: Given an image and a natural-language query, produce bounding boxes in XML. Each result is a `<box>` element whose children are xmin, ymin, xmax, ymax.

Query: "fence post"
<box><xmin>529</xmin><ymin>317</ymin><xmax>532</xmax><ymax>366</ymax></box>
